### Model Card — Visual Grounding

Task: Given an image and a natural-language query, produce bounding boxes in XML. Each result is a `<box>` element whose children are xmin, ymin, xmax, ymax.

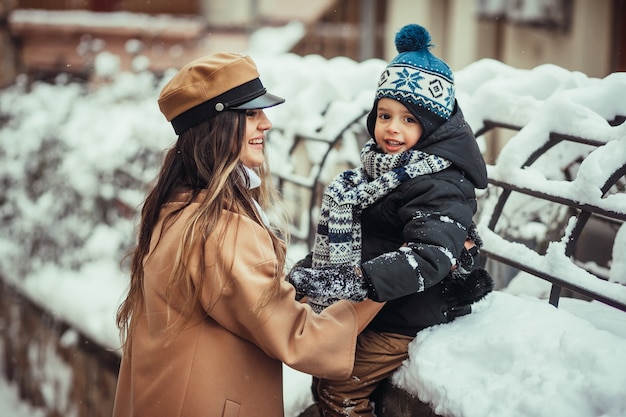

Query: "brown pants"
<box><xmin>313</xmin><ymin>329</ymin><xmax>414</xmax><ymax>417</ymax></box>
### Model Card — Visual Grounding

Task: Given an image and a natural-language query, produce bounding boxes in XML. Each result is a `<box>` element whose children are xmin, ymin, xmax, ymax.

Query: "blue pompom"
<box><xmin>395</xmin><ymin>24</ymin><xmax>432</xmax><ymax>53</ymax></box>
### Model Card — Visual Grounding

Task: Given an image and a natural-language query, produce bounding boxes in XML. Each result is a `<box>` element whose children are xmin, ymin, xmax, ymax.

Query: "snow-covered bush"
<box><xmin>0</xmin><ymin>70</ymin><xmax>171</xmax><ymax>280</ymax></box>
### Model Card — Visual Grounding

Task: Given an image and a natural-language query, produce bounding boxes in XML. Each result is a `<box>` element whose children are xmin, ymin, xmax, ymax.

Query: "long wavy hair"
<box><xmin>116</xmin><ymin>110</ymin><xmax>288</xmax><ymax>352</ymax></box>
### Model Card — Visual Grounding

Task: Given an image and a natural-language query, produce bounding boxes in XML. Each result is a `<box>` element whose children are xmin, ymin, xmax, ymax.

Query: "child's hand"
<box><xmin>442</xmin><ymin>268</ymin><xmax>494</xmax><ymax>308</ymax></box>
<box><xmin>287</xmin><ymin>264</ymin><xmax>369</xmax><ymax>304</ymax></box>
<box><xmin>454</xmin><ymin>238</ymin><xmax>479</xmax><ymax>273</ymax></box>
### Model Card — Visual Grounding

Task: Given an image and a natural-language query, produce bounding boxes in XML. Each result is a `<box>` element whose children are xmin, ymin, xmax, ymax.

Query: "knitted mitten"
<box><xmin>287</xmin><ymin>264</ymin><xmax>369</xmax><ymax>308</ymax></box>
<box><xmin>443</xmin><ymin>268</ymin><xmax>494</xmax><ymax>308</ymax></box>
<box><xmin>442</xmin><ymin>220</ymin><xmax>493</xmax><ymax>308</ymax></box>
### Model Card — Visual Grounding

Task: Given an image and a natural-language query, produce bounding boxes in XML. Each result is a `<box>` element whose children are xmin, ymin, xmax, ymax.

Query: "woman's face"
<box><xmin>239</xmin><ymin>109</ymin><xmax>272</xmax><ymax>168</ymax></box>
<box><xmin>373</xmin><ymin>98</ymin><xmax>424</xmax><ymax>154</ymax></box>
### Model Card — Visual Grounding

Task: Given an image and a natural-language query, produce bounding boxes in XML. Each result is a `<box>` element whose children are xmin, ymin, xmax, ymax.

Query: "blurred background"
<box><xmin>1</xmin><ymin>0</ymin><xmax>624</xmax><ymax>87</ymax></box>
<box><xmin>0</xmin><ymin>1</ymin><xmax>624</xmax><ymax>417</ymax></box>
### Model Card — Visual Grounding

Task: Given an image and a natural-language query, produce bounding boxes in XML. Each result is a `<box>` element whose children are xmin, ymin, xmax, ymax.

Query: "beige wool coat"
<box><xmin>112</xmin><ymin>194</ymin><xmax>383</xmax><ymax>417</ymax></box>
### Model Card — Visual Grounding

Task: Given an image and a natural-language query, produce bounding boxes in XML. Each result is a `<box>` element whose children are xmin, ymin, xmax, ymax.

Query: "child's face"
<box><xmin>373</xmin><ymin>98</ymin><xmax>423</xmax><ymax>154</ymax></box>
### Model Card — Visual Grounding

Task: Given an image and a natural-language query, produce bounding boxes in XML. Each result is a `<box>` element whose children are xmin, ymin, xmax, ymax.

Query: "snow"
<box><xmin>1</xmin><ymin>19</ymin><xmax>626</xmax><ymax>417</ymax></box>
<box><xmin>0</xmin><ymin>378</ymin><xmax>45</xmax><ymax>417</ymax></box>
<box><xmin>393</xmin><ymin>292</ymin><xmax>626</xmax><ymax>417</ymax></box>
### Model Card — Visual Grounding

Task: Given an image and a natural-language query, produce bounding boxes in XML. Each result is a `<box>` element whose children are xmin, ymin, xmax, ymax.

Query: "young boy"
<box><xmin>288</xmin><ymin>24</ymin><xmax>493</xmax><ymax>416</ymax></box>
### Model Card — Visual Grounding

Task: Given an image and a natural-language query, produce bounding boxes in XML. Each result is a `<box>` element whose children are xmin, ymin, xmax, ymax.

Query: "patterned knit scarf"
<box><xmin>312</xmin><ymin>139</ymin><xmax>451</xmax><ymax>267</ymax></box>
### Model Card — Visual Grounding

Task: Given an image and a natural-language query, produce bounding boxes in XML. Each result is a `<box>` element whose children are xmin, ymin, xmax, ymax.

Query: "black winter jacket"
<box><xmin>360</xmin><ymin>103</ymin><xmax>488</xmax><ymax>336</ymax></box>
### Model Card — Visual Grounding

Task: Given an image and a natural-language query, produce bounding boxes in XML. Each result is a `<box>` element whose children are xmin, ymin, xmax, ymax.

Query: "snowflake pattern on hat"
<box><xmin>391</xmin><ymin>67</ymin><xmax>424</xmax><ymax>91</ymax></box>
<box><xmin>377</xmin><ymin>64</ymin><xmax>454</xmax><ymax>120</ymax></box>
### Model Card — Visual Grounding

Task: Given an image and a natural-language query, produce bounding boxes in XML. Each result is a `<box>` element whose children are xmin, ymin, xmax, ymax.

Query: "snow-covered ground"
<box><xmin>1</xmin><ymin>22</ymin><xmax>626</xmax><ymax>417</ymax></box>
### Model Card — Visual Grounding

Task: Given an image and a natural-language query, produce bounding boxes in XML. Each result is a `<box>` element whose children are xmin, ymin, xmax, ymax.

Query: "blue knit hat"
<box><xmin>367</xmin><ymin>24</ymin><xmax>455</xmax><ymax>140</ymax></box>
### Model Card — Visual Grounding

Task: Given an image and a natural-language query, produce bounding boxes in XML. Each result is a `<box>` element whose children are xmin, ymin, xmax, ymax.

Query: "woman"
<box><xmin>112</xmin><ymin>52</ymin><xmax>383</xmax><ymax>417</ymax></box>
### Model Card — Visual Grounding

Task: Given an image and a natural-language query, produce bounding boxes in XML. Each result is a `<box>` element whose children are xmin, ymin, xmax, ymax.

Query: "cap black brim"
<box><xmin>231</xmin><ymin>92</ymin><xmax>285</xmax><ymax>110</ymax></box>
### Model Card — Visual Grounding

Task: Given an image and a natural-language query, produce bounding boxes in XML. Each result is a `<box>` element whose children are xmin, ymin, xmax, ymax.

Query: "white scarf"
<box><xmin>242</xmin><ymin>166</ymin><xmax>270</xmax><ymax>226</ymax></box>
